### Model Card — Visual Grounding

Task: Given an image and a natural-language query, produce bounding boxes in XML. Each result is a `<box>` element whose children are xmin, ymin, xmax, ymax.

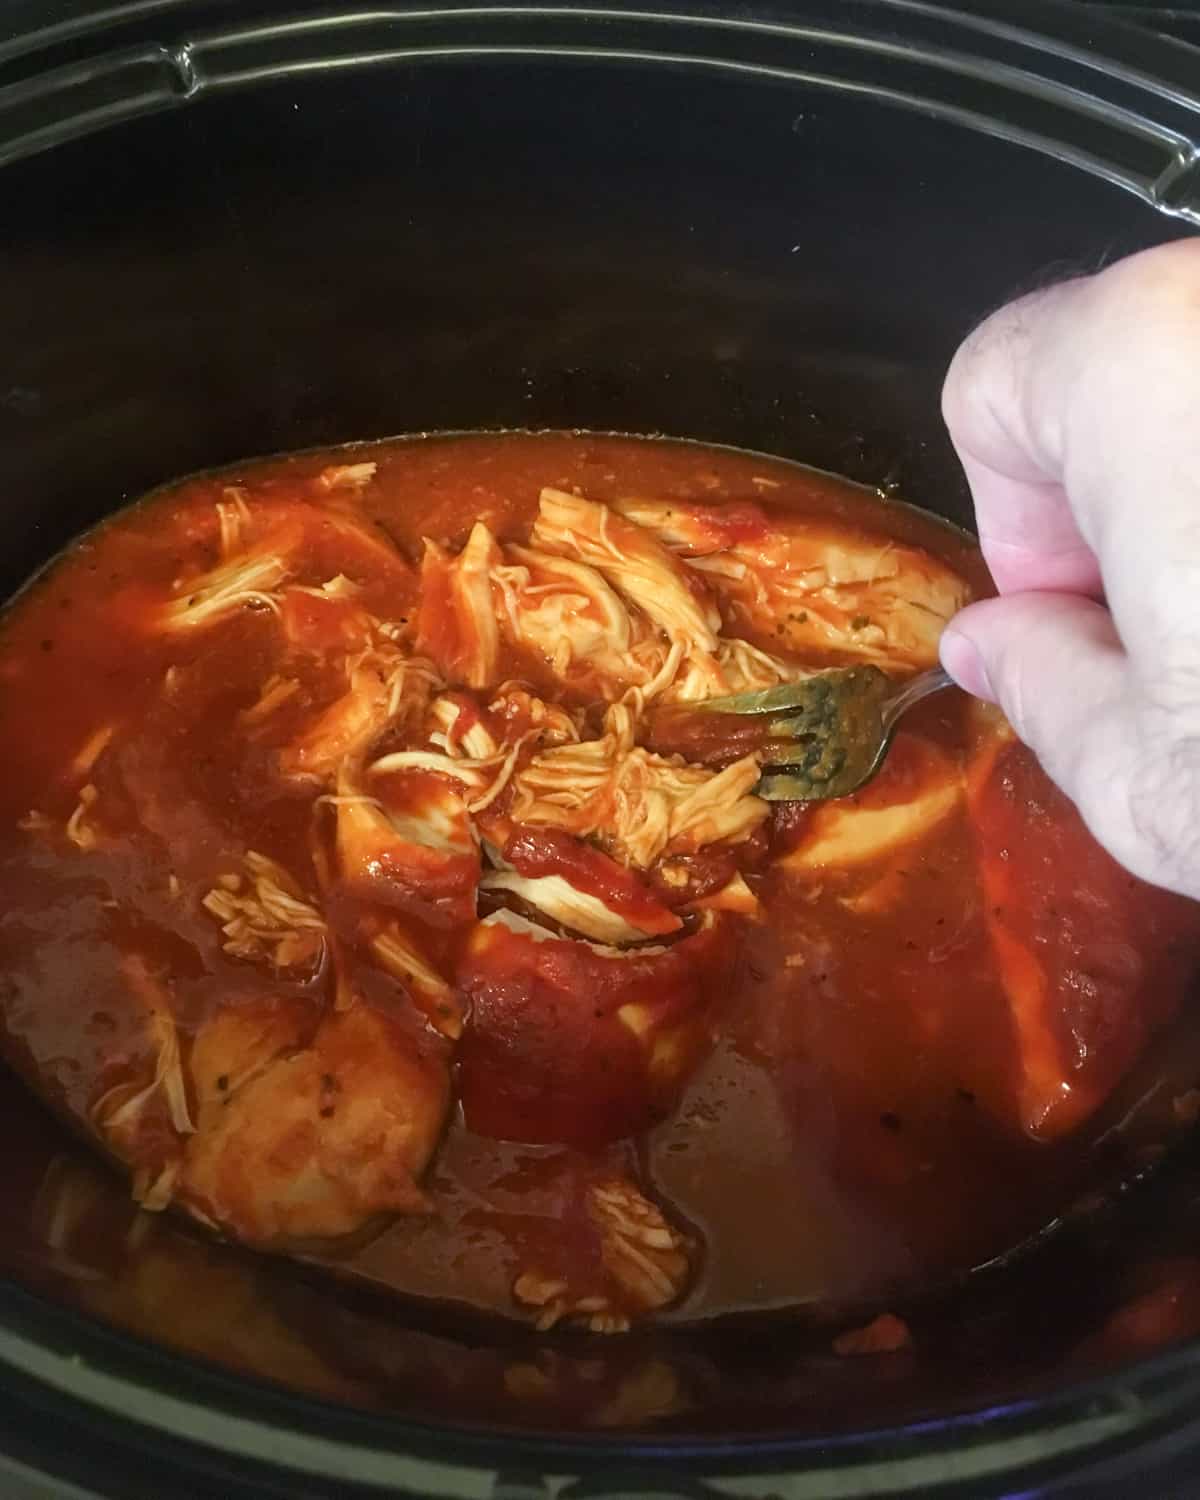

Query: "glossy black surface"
<box><xmin>1</xmin><ymin>1</ymin><xmax>1200</xmax><ymax>1494</ymax></box>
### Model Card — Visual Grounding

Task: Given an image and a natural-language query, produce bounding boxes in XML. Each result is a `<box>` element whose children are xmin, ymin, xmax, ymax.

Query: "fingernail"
<box><xmin>940</xmin><ymin>629</ymin><xmax>996</xmax><ymax>702</ymax></box>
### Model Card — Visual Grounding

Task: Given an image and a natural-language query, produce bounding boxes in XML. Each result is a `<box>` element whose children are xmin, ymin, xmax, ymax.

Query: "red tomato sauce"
<box><xmin>0</xmin><ymin>432</ymin><xmax>1197</xmax><ymax>1339</ymax></box>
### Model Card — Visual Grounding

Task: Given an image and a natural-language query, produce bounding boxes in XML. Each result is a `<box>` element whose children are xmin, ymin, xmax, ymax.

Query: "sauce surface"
<box><xmin>0</xmin><ymin>432</ymin><xmax>1197</xmax><ymax>1338</ymax></box>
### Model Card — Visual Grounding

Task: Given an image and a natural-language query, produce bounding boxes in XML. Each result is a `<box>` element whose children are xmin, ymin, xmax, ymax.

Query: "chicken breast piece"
<box><xmin>482</xmin><ymin>826</ymin><xmax>683</xmax><ymax>944</ymax></box>
<box><xmin>532</xmin><ymin>489</ymin><xmax>722</xmax><ymax>675</ymax></box>
<box><xmin>336</xmin><ymin>762</ymin><xmax>480</xmax><ymax>925</ymax></box>
<box><xmin>616</xmin><ymin>496</ymin><xmax>967</xmax><ymax>669</ymax></box>
<box><xmin>777</xmin><ymin>735</ymin><xmax>964</xmax><ymax>873</ymax></box>
<box><xmin>179</xmin><ymin>999</ymin><xmax>450</xmax><ymax>1246</ymax></box>
<box><xmin>966</xmin><ymin>718</ymin><xmax>1200</xmax><ymax>1140</ymax></box>
<box><xmin>491</xmin><ymin>543</ymin><xmax>677</xmax><ymax>700</ymax></box>
<box><xmin>415</xmin><ymin>522</ymin><xmax>502</xmax><ymax>689</ymax></box>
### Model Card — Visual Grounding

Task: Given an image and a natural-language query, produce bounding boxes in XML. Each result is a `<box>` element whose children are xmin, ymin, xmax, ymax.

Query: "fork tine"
<box><xmin>763</xmin><ymin>706</ymin><xmax>835</xmax><ymax>739</ymax></box>
<box><xmin>759</xmin><ymin>739</ymin><xmax>847</xmax><ymax>771</ymax></box>
<box><xmin>695</xmin><ymin>679</ymin><xmax>830</xmax><ymax>716</ymax></box>
<box><xmin>756</xmin><ymin>771</ymin><xmax>822</xmax><ymax>801</ymax></box>
<box><xmin>727</xmin><ymin>663</ymin><xmax>946</xmax><ymax>801</ymax></box>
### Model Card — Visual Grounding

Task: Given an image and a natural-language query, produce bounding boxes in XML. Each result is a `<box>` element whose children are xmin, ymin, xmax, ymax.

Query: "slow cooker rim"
<box><xmin>2</xmin><ymin>0</ymin><xmax>1200</xmax><ymax>1477</ymax></box>
<box><xmin>2</xmin><ymin>1235</ymin><xmax>1200</xmax><ymax>1478</ymax></box>
<box><xmin>0</xmin><ymin>0</ymin><xmax>1198</xmax><ymax>228</ymax></box>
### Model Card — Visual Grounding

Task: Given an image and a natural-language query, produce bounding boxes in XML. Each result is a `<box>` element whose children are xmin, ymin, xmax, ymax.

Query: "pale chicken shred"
<box><xmin>416</xmin><ymin>521</ymin><xmax>502</xmax><ymax>689</ymax></box>
<box><xmin>509</xmin><ymin>700</ymin><xmax>767</xmax><ymax>868</ymax></box>
<box><xmin>533</xmin><ymin>488</ymin><xmax>722</xmax><ymax>659</ymax></box>
<box><xmin>202</xmin><ymin>851</ymin><xmax>326</xmax><ymax>971</ymax></box>
<box><xmin>279</xmin><ymin>649</ymin><xmax>440</xmax><ymax>785</ymax></box>
<box><xmin>159</xmin><ymin>547</ymin><xmax>290</xmax><ymax>634</ymax></box>
<box><xmin>416</xmin><ymin>491</ymin><xmax>831</xmax><ymax>707</ymax></box>
<box><xmin>56</xmin><ymin>470</ymin><xmax>976</xmax><ymax>1323</ymax></box>
<box><xmin>615</xmin><ymin>495</ymin><xmax>966</xmax><ymax>668</ymax></box>
<box><xmin>494</xmin><ymin>544</ymin><xmax>629</xmax><ymax>670</ymax></box>
<box><xmin>334</xmin><ymin>759</ymin><xmax>480</xmax><ymax>915</ymax></box>
<box><xmin>513</xmin><ymin>1178</ymin><xmax>693</xmax><ymax>1333</ymax></box>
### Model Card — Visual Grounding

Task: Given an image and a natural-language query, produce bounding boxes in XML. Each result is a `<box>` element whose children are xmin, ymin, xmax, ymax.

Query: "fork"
<box><xmin>696</xmin><ymin>665</ymin><xmax>954</xmax><ymax>801</ymax></box>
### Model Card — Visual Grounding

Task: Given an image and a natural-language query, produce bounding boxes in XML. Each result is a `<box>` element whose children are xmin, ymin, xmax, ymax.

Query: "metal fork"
<box><xmin>696</xmin><ymin>665</ymin><xmax>954</xmax><ymax>801</ymax></box>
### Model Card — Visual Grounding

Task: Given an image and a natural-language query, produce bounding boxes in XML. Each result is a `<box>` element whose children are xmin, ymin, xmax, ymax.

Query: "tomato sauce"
<box><xmin>0</xmin><ymin>432</ymin><xmax>1197</xmax><ymax>1342</ymax></box>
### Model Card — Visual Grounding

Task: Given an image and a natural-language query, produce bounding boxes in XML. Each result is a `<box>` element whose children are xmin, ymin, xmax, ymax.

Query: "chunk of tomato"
<box><xmin>456</xmin><ymin>914</ymin><xmax>731</xmax><ymax>1146</ymax></box>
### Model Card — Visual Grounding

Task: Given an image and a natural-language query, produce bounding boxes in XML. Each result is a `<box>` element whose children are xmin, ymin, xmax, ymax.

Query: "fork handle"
<box><xmin>880</xmin><ymin>665</ymin><xmax>954</xmax><ymax>733</ymax></box>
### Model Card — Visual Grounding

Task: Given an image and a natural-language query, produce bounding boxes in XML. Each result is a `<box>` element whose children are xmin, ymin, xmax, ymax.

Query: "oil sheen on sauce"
<box><xmin>0</xmin><ymin>432</ymin><xmax>1197</xmax><ymax>1344</ymax></box>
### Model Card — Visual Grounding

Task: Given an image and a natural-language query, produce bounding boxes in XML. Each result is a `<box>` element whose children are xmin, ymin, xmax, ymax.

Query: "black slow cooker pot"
<box><xmin>3</xmin><ymin>2</ymin><xmax>1200</xmax><ymax>1495</ymax></box>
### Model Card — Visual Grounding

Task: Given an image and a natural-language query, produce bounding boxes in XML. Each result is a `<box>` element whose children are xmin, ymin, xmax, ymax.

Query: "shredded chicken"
<box><xmin>416</xmin><ymin>522</ymin><xmax>502</xmax><ymax>689</ymax></box>
<box><xmin>65</xmin><ymin>783</ymin><xmax>101</xmax><ymax>850</ymax></box>
<box><xmin>316</xmin><ymin>461</ymin><xmax>377</xmax><ymax>491</ymax></box>
<box><xmin>589</xmin><ymin>1180</ymin><xmax>692</xmax><ymax>1310</ymax></box>
<box><xmin>496</xmin><ymin>543</ymin><xmax>630</xmax><ymax>653</ymax></box>
<box><xmin>160</xmin><ymin>545</ymin><xmax>290</xmax><ymax>633</ymax></box>
<box><xmin>487</xmin><ymin>685</ymin><xmax>582</xmax><ymax>748</ymax></box>
<box><xmin>689</xmin><ymin>871</ymin><xmax>761</xmax><ymax>917</ymax></box>
<box><xmin>480</xmin><ymin>868</ymin><xmax>680</xmax><ymax>944</ymax></box>
<box><xmin>279</xmin><ymin>650</ymin><xmax>439</xmax><ymax>784</ymax></box>
<box><xmin>9</xmin><ymin>464</ymin><xmax>994</xmax><ymax>1308</ymax></box>
<box><xmin>92</xmin><ymin>1006</ymin><xmax>194</xmax><ymax>1139</ymax></box>
<box><xmin>335</xmin><ymin>760</ymin><xmax>480</xmax><ymax>921</ymax></box>
<box><xmin>289</xmin><ymin>573</ymin><xmax>361</xmax><ymax>603</ymax></box>
<box><xmin>428</xmin><ymin>694</ymin><xmax>499</xmax><ymax>759</ymax></box>
<box><xmin>215</xmin><ymin>488</ymin><xmax>253</xmax><ymax>558</ymax></box>
<box><xmin>427</xmin><ymin>688</ymin><xmax>569</xmax><ymax>769</ymax></box>
<box><xmin>475</xmin><ymin>903</ymin><xmax>670</xmax><ymax>960</ymax></box>
<box><xmin>510</xmin><ymin>701</ymin><xmax>766</xmax><ymax>868</ymax></box>
<box><xmin>371</xmin><ymin>721</ymin><xmax>536</xmax><ymax>817</ymax></box>
<box><xmin>532</xmin><ymin>489</ymin><xmax>721</xmax><ymax>661</ymax></box>
<box><xmin>490</xmin><ymin>541</ymin><xmax>674</xmax><ymax>697</ymax></box>
<box><xmin>512</xmin><ymin>1179</ymin><xmax>692</xmax><ymax>1332</ymax></box>
<box><xmin>662</xmin><ymin>636</ymin><xmax>814</xmax><ymax>704</ymax></box>
<box><xmin>239</xmin><ymin>673</ymin><xmax>301</xmax><ymax>726</ymax></box>
<box><xmin>617</xmin><ymin>496</ymin><xmax>967</xmax><ymax>668</ymax></box>
<box><xmin>369</xmin><ymin>922</ymin><xmax>464</xmax><ymax>1039</ymax></box>
<box><xmin>512</xmin><ymin>1270</ymin><xmax>609</xmax><ymax>1333</ymax></box>
<box><xmin>131</xmin><ymin>1161</ymin><xmax>183</xmax><ymax>1213</ymax></box>
<box><xmin>202</xmin><ymin>851</ymin><xmax>326</xmax><ymax>970</ymax></box>
<box><xmin>69</xmin><ymin>724</ymin><xmax>116</xmax><ymax>778</ymax></box>
<box><xmin>90</xmin><ymin>958</ymin><xmax>195</xmax><ymax>1164</ymax></box>
<box><xmin>407</xmin><ymin>492</ymin><xmax>824</xmax><ymax>709</ymax></box>
<box><xmin>370</xmin><ymin>749</ymin><xmax>490</xmax><ymax>787</ymax></box>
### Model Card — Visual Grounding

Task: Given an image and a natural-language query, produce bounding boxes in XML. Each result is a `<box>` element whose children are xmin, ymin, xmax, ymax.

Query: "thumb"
<box><xmin>939</xmin><ymin>593</ymin><xmax>1153</xmax><ymax>879</ymax></box>
<box><xmin>940</xmin><ymin>592</ymin><xmax>1126</xmax><ymax>735</ymax></box>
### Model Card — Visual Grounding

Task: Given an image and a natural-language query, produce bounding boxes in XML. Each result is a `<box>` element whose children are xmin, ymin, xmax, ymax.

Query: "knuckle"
<box><xmin>1140</xmin><ymin>649</ymin><xmax>1200</xmax><ymax>723</ymax></box>
<box><xmin>996</xmin><ymin>653</ymin><xmax>1034</xmax><ymax>750</ymax></box>
<box><xmin>988</xmin><ymin>615</ymin><xmax>1049</xmax><ymax>756</ymax></box>
<box><xmin>1123</xmin><ymin>724</ymin><xmax>1200</xmax><ymax>897</ymax></box>
<box><xmin>1097</xmin><ymin>238</ymin><xmax>1200</xmax><ymax>328</ymax></box>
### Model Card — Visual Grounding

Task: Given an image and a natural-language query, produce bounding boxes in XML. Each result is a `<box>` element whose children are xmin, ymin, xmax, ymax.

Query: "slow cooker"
<box><xmin>2</xmin><ymin>1</ymin><xmax>1200</xmax><ymax>1494</ymax></box>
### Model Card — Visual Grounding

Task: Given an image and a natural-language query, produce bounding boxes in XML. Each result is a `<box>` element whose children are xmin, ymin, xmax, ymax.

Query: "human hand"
<box><xmin>938</xmin><ymin>238</ymin><xmax>1200</xmax><ymax>899</ymax></box>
